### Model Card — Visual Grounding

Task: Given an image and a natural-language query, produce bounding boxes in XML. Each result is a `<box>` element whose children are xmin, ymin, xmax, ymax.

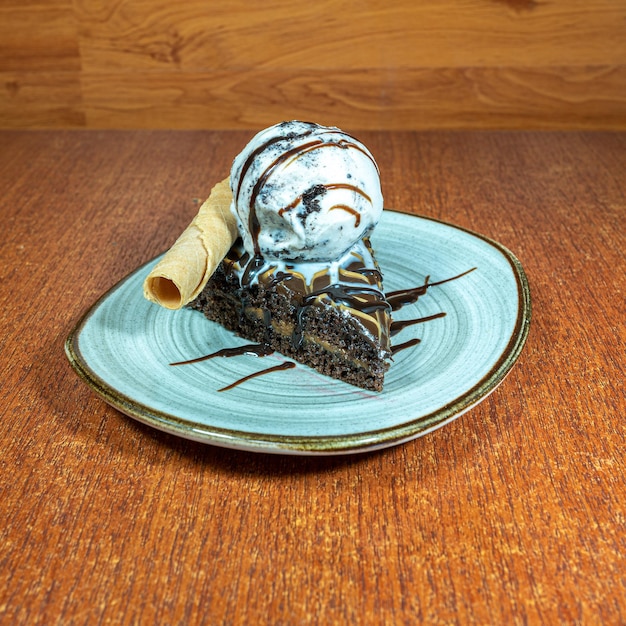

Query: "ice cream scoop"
<box><xmin>230</xmin><ymin>121</ymin><xmax>383</xmax><ymax>263</ymax></box>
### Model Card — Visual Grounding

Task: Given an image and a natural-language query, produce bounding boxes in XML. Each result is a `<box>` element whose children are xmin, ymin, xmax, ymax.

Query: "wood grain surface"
<box><xmin>1</xmin><ymin>0</ymin><xmax>625</xmax><ymax>129</ymax></box>
<box><xmin>0</xmin><ymin>129</ymin><xmax>625</xmax><ymax>624</ymax></box>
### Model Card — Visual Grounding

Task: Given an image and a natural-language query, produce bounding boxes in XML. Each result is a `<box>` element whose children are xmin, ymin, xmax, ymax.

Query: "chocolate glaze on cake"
<box><xmin>191</xmin><ymin>236</ymin><xmax>392</xmax><ymax>391</ymax></box>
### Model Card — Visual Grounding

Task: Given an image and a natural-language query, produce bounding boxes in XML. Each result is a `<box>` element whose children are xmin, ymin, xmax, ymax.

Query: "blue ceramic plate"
<box><xmin>65</xmin><ymin>210</ymin><xmax>530</xmax><ymax>455</ymax></box>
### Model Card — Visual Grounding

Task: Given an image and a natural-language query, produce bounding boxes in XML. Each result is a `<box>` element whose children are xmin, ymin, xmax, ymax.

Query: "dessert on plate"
<box><xmin>144</xmin><ymin>121</ymin><xmax>393</xmax><ymax>391</ymax></box>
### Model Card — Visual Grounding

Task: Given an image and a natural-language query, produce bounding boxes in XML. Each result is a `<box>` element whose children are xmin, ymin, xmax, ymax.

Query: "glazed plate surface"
<box><xmin>65</xmin><ymin>210</ymin><xmax>531</xmax><ymax>455</ymax></box>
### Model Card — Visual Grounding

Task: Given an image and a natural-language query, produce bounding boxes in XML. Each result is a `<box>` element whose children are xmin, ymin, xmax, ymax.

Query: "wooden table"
<box><xmin>1</xmin><ymin>129</ymin><xmax>624</xmax><ymax>625</ymax></box>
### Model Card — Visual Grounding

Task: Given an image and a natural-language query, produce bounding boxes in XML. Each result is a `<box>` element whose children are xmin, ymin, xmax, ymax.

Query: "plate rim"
<box><xmin>65</xmin><ymin>210</ymin><xmax>531</xmax><ymax>455</ymax></box>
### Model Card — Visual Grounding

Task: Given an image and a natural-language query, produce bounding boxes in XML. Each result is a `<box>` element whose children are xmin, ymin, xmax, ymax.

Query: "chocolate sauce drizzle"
<box><xmin>391</xmin><ymin>338</ymin><xmax>421</xmax><ymax>356</ymax></box>
<box><xmin>170</xmin><ymin>340</ymin><xmax>295</xmax><ymax>392</ymax></box>
<box><xmin>170</xmin><ymin>343</ymin><xmax>274</xmax><ymax>366</ymax></box>
<box><xmin>172</xmin><ymin>266</ymin><xmax>476</xmax><ymax>391</ymax></box>
<box><xmin>390</xmin><ymin>312</ymin><xmax>447</xmax><ymax>336</ymax></box>
<box><xmin>293</xmin><ymin>283</ymin><xmax>391</xmax><ymax>349</ymax></box>
<box><xmin>218</xmin><ymin>361</ymin><xmax>296</xmax><ymax>392</ymax></box>
<box><xmin>386</xmin><ymin>267</ymin><xmax>476</xmax><ymax>311</ymax></box>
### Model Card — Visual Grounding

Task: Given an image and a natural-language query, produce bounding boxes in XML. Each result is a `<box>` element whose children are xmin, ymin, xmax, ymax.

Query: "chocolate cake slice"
<box><xmin>191</xmin><ymin>236</ymin><xmax>392</xmax><ymax>391</ymax></box>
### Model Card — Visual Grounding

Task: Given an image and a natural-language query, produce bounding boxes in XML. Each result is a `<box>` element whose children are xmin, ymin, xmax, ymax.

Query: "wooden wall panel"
<box><xmin>0</xmin><ymin>2</ymin><xmax>84</xmax><ymax>128</ymax></box>
<box><xmin>0</xmin><ymin>5</ymin><xmax>80</xmax><ymax>72</ymax></box>
<box><xmin>0</xmin><ymin>0</ymin><xmax>625</xmax><ymax>129</ymax></box>
<box><xmin>74</xmin><ymin>0</ymin><xmax>626</xmax><ymax>70</ymax></box>
<box><xmin>81</xmin><ymin>66</ymin><xmax>626</xmax><ymax>131</ymax></box>
<box><xmin>0</xmin><ymin>72</ymin><xmax>85</xmax><ymax>128</ymax></box>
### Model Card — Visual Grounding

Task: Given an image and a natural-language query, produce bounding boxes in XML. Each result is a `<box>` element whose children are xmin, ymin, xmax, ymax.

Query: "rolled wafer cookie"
<box><xmin>143</xmin><ymin>177</ymin><xmax>238</xmax><ymax>309</ymax></box>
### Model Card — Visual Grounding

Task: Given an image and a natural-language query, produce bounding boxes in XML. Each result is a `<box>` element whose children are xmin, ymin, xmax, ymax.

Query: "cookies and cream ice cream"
<box><xmin>230</xmin><ymin>121</ymin><xmax>383</xmax><ymax>263</ymax></box>
<box><xmin>144</xmin><ymin>121</ymin><xmax>385</xmax><ymax>308</ymax></box>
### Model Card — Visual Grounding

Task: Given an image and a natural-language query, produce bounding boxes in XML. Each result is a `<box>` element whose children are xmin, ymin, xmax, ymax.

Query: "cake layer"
<box><xmin>191</xmin><ymin>237</ymin><xmax>392</xmax><ymax>391</ymax></box>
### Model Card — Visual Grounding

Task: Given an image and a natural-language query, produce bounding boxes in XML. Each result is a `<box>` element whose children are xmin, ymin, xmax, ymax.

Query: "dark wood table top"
<box><xmin>1</xmin><ymin>129</ymin><xmax>624</xmax><ymax>625</ymax></box>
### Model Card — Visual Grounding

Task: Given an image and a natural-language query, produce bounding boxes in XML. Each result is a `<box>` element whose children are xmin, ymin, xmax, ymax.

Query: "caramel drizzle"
<box><xmin>294</xmin><ymin>284</ymin><xmax>391</xmax><ymax>349</ymax></box>
<box><xmin>277</xmin><ymin>183</ymin><xmax>371</xmax><ymax>221</ymax></box>
<box><xmin>329</xmin><ymin>205</ymin><xmax>361</xmax><ymax>227</ymax></box>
